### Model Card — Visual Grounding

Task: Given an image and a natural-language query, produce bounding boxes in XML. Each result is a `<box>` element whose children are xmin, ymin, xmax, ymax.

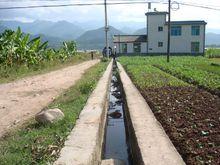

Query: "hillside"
<box><xmin>0</xmin><ymin>20</ymin><xmax>85</xmax><ymax>40</ymax></box>
<box><xmin>206</xmin><ymin>33</ymin><xmax>220</xmax><ymax>45</ymax></box>
<box><xmin>0</xmin><ymin>25</ymin><xmax>7</xmax><ymax>33</ymax></box>
<box><xmin>76</xmin><ymin>26</ymin><xmax>125</xmax><ymax>50</ymax></box>
<box><xmin>30</xmin><ymin>34</ymin><xmax>64</xmax><ymax>49</ymax></box>
<box><xmin>42</xmin><ymin>21</ymin><xmax>84</xmax><ymax>40</ymax></box>
<box><xmin>133</xmin><ymin>28</ymin><xmax>146</xmax><ymax>35</ymax></box>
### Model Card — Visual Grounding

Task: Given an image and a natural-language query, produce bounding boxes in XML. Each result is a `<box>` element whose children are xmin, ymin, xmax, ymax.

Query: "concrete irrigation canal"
<box><xmin>103</xmin><ymin>61</ymin><xmax>131</xmax><ymax>164</ymax></box>
<box><xmin>55</xmin><ymin>60</ymin><xmax>185</xmax><ymax>165</ymax></box>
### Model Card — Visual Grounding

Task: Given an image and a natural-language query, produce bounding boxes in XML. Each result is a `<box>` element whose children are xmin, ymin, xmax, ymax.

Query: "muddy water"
<box><xmin>103</xmin><ymin>62</ymin><xmax>132</xmax><ymax>164</ymax></box>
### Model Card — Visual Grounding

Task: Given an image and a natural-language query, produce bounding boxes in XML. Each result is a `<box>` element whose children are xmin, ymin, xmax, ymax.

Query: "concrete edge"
<box><xmin>117</xmin><ymin>62</ymin><xmax>185</xmax><ymax>165</ymax></box>
<box><xmin>54</xmin><ymin>60</ymin><xmax>113</xmax><ymax>165</ymax></box>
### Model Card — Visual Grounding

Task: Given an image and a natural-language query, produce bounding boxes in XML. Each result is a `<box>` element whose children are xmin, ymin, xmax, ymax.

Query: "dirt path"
<box><xmin>0</xmin><ymin>60</ymin><xmax>99</xmax><ymax>137</ymax></box>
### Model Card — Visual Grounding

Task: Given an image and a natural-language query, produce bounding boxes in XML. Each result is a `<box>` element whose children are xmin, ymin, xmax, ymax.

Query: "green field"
<box><xmin>119</xmin><ymin>56</ymin><xmax>220</xmax><ymax>164</ymax></box>
<box><xmin>0</xmin><ymin>27</ymin><xmax>99</xmax><ymax>84</ymax></box>
<box><xmin>205</xmin><ymin>48</ymin><xmax>220</xmax><ymax>58</ymax></box>
<box><xmin>0</xmin><ymin>61</ymin><xmax>108</xmax><ymax>164</ymax></box>
<box><xmin>119</xmin><ymin>56</ymin><xmax>220</xmax><ymax>95</ymax></box>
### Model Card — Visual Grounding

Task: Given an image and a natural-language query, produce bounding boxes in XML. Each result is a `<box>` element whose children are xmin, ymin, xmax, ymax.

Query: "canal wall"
<box><xmin>117</xmin><ymin>62</ymin><xmax>185</xmax><ymax>165</ymax></box>
<box><xmin>54</xmin><ymin>60</ymin><xmax>113</xmax><ymax>165</ymax></box>
<box><xmin>54</xmin><ymin>60</ymin><xmax>185</xmax><ymax>165</ymax></box>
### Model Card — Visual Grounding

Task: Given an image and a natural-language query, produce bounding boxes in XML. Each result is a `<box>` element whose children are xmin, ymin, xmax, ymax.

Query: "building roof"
<box><xmin>145</xmin><ymin>11</ymin><xmax>168</xmax><ymax>16</ymax></box>
<box><xmin>113</xmin><ymin>35</ymin><xmax>147</xmax><ymax>43</ymax></box>
<box><xmin>166</xmin><ymin>20</ymin><xmax>207</xmax><ymax>25</ymax></box>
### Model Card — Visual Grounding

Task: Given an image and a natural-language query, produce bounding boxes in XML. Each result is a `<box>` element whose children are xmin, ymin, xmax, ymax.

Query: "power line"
<box><xmin>178</xmin><ymin>2</ymin><xmax>220</xmax><ymax>11</ymax></box>
<box><xmin>0</xmin><ymin>0</ymin><xmax>220</xmax><ymax>11</ymax></box>
<box><xmin>0</xmin><ymin>0</ymin><xmax>162</xmax><ymax>2</ymax></box>
<box><xmin>0</xmin><ymin>1</ymin><xmax>160</xmax><ymax>10</ymax></box>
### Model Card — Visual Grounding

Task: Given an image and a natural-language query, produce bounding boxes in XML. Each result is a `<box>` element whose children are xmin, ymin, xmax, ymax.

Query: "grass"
<box><xmin>0</xmin><ymin>52</ymin><xmax>100</xmax><ymax>84</ymax></box>
<box><xmin>210</xmin><ymin>58</ymin><xmax>220</xmax><ymax>64</ymax></box>
<box><xmin>205</xmin><ymin>48</ymin><xmax>220</xmax><ymax>58</ymax></box>
<box><xmin>0</xmin><ymin>61</ymin><xmax>108</xmax><ymax>165</ymax></box>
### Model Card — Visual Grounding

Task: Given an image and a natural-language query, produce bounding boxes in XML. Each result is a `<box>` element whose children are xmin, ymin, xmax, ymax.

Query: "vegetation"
<box><xmin>119</xmin><ymin>56</ymin><xmax>220</xmax><ymax>165</ymax></box>
<box><xmin>0</xmin><ymin>27</ymin><xmax>77</xmax><ymax>67</ymax></box>
<box><xmin>119</xmin><ymin>56</ymin><xmax>220</xmax><ymax>95</ymax></box>
<box><xmin>0</xmin><ymin>28</ymin><xmax>97</xmax><ymax>84</ymax></box>
<box><xmin>205</xmin><ymin>48</ymin><xmax>220</xmax><ymax>58</ymax></box>
<box><xmin>0</xmin><ymin>61</ymin><xmax>108</xmax><ymax>164</ymax></box>
<box><xmin>125</xmin><ymin>64</ymin><xmax>188</xmax><ymax>88</ymax></box>
<box><xmin>154</xmin><ymin>63</ymin><xmax>220</xmax><ymax>95</ymax></box>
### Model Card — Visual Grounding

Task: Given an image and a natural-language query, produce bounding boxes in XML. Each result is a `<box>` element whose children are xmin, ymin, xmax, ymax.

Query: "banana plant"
<box><xmin>0</xmin><ymin>27</ymin><xmax>77</xmax><ymax>67</ymax></box>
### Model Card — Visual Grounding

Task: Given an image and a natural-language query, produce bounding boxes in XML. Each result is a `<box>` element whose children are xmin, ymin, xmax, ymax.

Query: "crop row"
<box><xmin>119</xmin><ymin>56</ymin><xmax>220</xmax><ymax>95</ymax></box>
<box><xmin>154</xmin><ymin>63</ymin><xmax>220</xmax><ymax>96</ymax></box>
<box><xmin>123</xmin><ymin>64</ymin><xmax>188</xmax><ymax>88</ymax></box>
<box><xmin>205</xmin><ymin>48</ymin><xmax>220</xmax><ymax>58</ymax></box>
<box><xmin>119</xmin><ymin>56</ymin><xmax>220</xmax><ymax>75</ymax></box>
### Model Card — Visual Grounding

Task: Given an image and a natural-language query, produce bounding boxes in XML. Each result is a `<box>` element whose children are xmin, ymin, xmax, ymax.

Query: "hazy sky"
<box><xmin>0</xmin><ymin>0</ymin><xmax>220</xmax><ymax>31</ymax></box>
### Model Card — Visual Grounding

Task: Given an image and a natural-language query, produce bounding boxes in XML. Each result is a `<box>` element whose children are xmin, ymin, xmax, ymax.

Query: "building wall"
<box><xmin>127</xmin><ymin>43</ymin><xmax>133</xmax><ymax>53</ymax></box>
<box><xmin>147</xmin><ymin>14</ymin><xmax>206</xmax><ymax>54</ymax></box>
<box><xmin>170</xmin><ymin>25</ymin><xmax>205</xmax><ymax>53</ymax></box>
<box><xmin>114</xmin><ymin>42</ymin><xmax>147</xmax><ymax>54</ymax></box>
<box><xmin>115</xmin><ymin>43</ymin><xmax>120</xmax><ymax>53</ymax></box>
<box><xmin>141</xmin><ymin>42</ymin><xmax>147</xmax><ymax>53</ymax></box>
<box><xmin>147</xmin><ymin>14</ymin><xmax>168</xmax><ymax>53</ymax></box>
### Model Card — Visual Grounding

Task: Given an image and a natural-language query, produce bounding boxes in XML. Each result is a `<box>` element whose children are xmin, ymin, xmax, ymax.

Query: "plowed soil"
<box><xmin>140</xmin><ymin>86</ymin><xmax>220</xmax><ymax>165</ymax></box>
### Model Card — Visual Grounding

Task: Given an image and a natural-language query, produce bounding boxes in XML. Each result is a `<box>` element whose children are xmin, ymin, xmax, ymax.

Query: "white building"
<box><xmin>113</xmin><ymin>35</ymin><xmax>147</xmax><ymax>54</ymax></box>
<box><xmin>113</xmin><ymin>11</ymin><xmax>207</xmax><ymax>55</ymax></box>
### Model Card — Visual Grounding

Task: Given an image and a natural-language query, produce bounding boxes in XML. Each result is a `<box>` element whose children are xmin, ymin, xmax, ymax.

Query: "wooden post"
<box><xmin>167</xmin><ymin>0</ymin><xmax>171</xmax><ymax>62</ymax></box>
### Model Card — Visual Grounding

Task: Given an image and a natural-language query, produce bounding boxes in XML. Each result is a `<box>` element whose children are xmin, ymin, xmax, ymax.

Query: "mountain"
<box><xmin>118</xmin><ymin>26</ymin><xmax>134</xmax><ymax>34</ymax></box>
<box><xmin>0</xmin><ymin>20</ymin><xmax>85</xmax><ymax>40</ymax></box>
<box><xmin>0</xmin><ymin>25</ymin><xmax>7</xmax><ymax>33</ymax></box>
<box><xmin>42</xmin><ymin>21</ymin><xmax>84</xmax><ymax>40</ymax></box>
<box><xmin>24</xmin><ymin>20</ymin><xmax>54</xmax><ymax>34</ymax></box>
<box><xmin>0</xmin><ymin>20</ymin><xmax>23</xmax><ymax>30</ymax></box>
<box><xmin>133</xmin><ymin>28</ymin><xmax>146</xmax><ymax>35</ymax></box>
<box><xmin>0</xmin><ymin>24</ymin><xmax>65</xmax><ymax>49</ymax></box>
<box><xmin>76</xmin><ymin>26</ymin><xmax>125</xmax><ymax>50</ymax></box>
<box><xmin>30</xmin><ymin>34</ymin><xmax>65</xmax><ymax>49</ymax></box>
<box><xmin>206</xmin><ymin>33</ymin><xmax>220</xmax><ymax>45</ymax></box>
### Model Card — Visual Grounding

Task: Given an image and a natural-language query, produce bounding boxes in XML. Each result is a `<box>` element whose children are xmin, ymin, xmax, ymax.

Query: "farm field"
<box><xmin>206</xmin><ymin>48</ymin><xmax>220</xmax><ymax>58</ymax></box>
<box><xmin>0</xmin><ymin>28</ymin><xmax>99</xmax><ymax>84</ymax></box>
<box><xmin>119</xmin><ymin>56</ymin><xmax>220</xmax><ymax>165</ymax></box>
<box><xmin>0</xmin><ymin>61</ymin><xmax>109</xmax><ymax>164</ymax></box>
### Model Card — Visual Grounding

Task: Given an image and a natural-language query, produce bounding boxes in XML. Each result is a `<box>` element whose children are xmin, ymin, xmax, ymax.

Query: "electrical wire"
<box><xmin>0</xmin><ymin>0</ymin><xmax>220</xmax><ymax>11</ymax></box>
<box><xmin>0</xmin><ymin>1</ymin><xmax>158</xmax><ymax>10</ymax></box>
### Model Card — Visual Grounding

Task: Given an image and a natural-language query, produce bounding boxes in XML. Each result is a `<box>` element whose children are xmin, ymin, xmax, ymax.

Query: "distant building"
<box><xmin>113</xmin><ymin>11</ymin><xmax>207</xmax><ymax>55</ymax></box>
<box><xmin>113</xmin><ymin>35</ymin><xmax>147</xmax><ymax>54</ymax></box>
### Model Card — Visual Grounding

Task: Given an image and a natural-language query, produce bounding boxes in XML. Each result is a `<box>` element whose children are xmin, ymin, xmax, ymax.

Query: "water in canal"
<box><xmin>103</xmin><ymin>61</ymin><xmax>132</xmax><ymax>164</ymax></box>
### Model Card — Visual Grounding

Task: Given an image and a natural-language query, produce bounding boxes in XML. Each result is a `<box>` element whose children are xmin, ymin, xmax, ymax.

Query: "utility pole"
<box><xmin>104</xmin><ymin>0</ymin><xmax>109</xmax><ymax>58</ymax></box>
<box><xmin>167</xmin><ymin>0</ymin><xmax>171</xmax><ymax>62</ymax></box>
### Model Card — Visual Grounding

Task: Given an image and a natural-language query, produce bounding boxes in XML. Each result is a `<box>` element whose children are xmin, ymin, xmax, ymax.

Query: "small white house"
<box><xmin>113</xmin><ymin>11</ymin><xmax>207</xmax><ymax>55</ymax></box>
<box><xmin>113</xmin><ymin>35</ymin><xmax>147</xmax><ymax>54</ymax></box>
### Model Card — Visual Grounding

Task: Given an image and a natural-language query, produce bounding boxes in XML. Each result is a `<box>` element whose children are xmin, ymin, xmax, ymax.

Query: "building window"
<box><xmin>191</xmin><ymin>42</ymin><xmax>200</xmax><ymax>53</ymax></box>
<box><xmin>133</xmin><ymin>43</ymin><xmax>141</xmax><ymax>53</ymax></box>
<box><xmin>121</xmin><ymin>43</ymin><xmax>127</xmax><ymax>53</ymax></box>
<box><xmin>191</xmin><ymin>26</ymin><xmax>200</xmax><ymax>36</ymax></box>
<box><xmin>158</xmin><ymin>26</ymin><xmax>163</xmax><ymax>31</ymax></box>
<box><xmin>158</xmin><ymin>42</ymin><xmax>163</xmax><ymax>47</ymax></box>
<box><xmin>171</xmin><ymin>26</ymin><xmax>182</xmax><ymax>36</ymax></box>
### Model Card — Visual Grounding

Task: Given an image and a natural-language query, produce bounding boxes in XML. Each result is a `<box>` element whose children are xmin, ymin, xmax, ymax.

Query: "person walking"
<box><xmin>91</xmin><ymin>51</ymin><xmax>94</xmax><ymax>60</ymax></box>
<box><xmin>113</xmin><ymin>46</ymin><xmax>117</xmax><ymax>60</ymax></box>
<box><xmin>102</xmin><ymin>47</ymin><xmax>107</xmax><ymax>57</ymax></box>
